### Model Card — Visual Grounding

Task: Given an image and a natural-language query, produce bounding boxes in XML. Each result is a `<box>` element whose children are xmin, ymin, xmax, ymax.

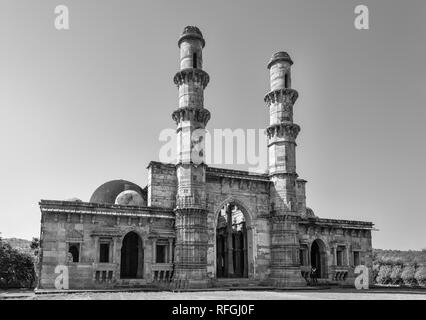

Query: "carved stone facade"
<box><xmin>37</xmin><ymin>26</ymin><xmax>373</xmax><ymax>290</ymax></box>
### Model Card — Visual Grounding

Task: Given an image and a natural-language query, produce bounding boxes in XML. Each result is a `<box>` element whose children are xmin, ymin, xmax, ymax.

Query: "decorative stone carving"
<box><xmin>266</xmin><ymin>123</ymin><xmax>300</xmax><ymax>140</ymax></box>
<box><xmin>264</xmin><ymin>88</ymin><xmax>298</xmax><ymax>107</ymax></box>
<box><xmin>172</xmin><ymin>107</ymin><xmax>211</xmax><ymax>126</ymax></box>
<box><xmin>173</xmin><ymin>68</ymin><xmax>210</xmax><ymax>89</ymax></box>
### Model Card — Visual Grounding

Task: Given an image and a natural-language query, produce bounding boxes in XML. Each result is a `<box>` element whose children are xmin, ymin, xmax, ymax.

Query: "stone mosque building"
<box><xmin>37</xmin><ymin>26</ymin><xmax>373</xmax><ymax>289</ymax></box>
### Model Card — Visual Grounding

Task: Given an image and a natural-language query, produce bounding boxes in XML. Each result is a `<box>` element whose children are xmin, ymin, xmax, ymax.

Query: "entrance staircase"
<box><xmin>213</xmin><ymin>278</ymin><xmax>264</xmax><ymax>289</ymax></box>
<box><xmin>115</xmin><ymin>279</ymin><xmax>157</xmax><ymax>290</ymax></box>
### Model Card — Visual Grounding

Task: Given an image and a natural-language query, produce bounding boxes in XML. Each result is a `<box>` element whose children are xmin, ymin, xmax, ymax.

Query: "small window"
<box><xmin>353</xmin><ymin>251</ymin><xmax>360</xmax><ymax>266</ymax></box>
<box><xmin>285</xmin><ymin>73</ymin><xmax>290</xmax><ymax>88</ymax></box>
<box><xmin>68</xmin><ymin>243</ymin><xmax>80</xmax><ymax>263</ymax></box>
<box><xmin>336</xmin><ymin>247</ymin><xmax>344</xmax><ymax>266</ymax></box>
<box><xmin>156</xmin><ymin>244</ymin><xmax>167</xmax><ymax>263</ymax></box>
<box><xmin>193</xmin><ymin>52</ymin><xmax>197</xmax><ymax>68</ymax></box>
<box><xmin>99</xmin><ymin>243</ymin><xmax>110</xmax><ymax>263</ymax></box>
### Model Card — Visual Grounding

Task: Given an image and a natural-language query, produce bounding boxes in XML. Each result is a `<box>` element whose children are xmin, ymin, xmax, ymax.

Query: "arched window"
<box><xmin>193</xmin><ymin>52</ymin><xmax>197</xmax><ymax>68</ymax></box>
<box><xmin>68</xmin><ymin>243</ymin><xmax>80</xmax><ymax>263</ymax></box>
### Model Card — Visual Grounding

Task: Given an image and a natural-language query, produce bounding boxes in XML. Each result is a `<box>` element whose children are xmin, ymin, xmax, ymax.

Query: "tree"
<box><xmin>30</xmin><ymin>237</ymin><xmax>40</xmax><ymax>256</ymax></box>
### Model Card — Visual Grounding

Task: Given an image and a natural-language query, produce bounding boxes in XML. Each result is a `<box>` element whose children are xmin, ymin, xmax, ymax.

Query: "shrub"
<box><xmin>0</xmin><ymin>237</ymin><xmax>35</xmax><ymax>288</ymax></box>
<box><xmin>390</xmin><ymin>265</ymin><xmax>403</xmax><ymax>284</ymax></box>
<box><xmin>401</xmin><ymin>265</ymin><xmax>417</xmax><ymax>286</ymax></box>
<box><xmin>414</xmin><ymin>266</ymin><xmax>426</xmax><ymax>286</ymax></box>
<box><xmin>376</xmin><ymin>265</ymin><xmax>392</xmax><ymax>284</ymax></box>
<box><xmin>372</xmin><ymin>263</ymin><xmax>380</xmax><ymax>283</ymax></box>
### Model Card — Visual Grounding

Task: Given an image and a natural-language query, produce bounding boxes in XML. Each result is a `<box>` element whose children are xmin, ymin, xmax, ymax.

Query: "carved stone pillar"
<box><xmin>168</xmin><ymin>239</ymin><xmax>173</xmax><ymax>263</ymax></box>
<box><xmin>226</xmin><ymin>204</ymin><xmax>234</xmax><ymax>277</ymax></box>
<box><xmin>152</xmin><ymin>239</ymin><xmax>157</xmax><ymax>263</ymax></box>
<box><xmin>346</xmin><ymin>245</ymin><xmax>350</xmax><ymax>266</ymax></box>
<box><xmin>94</xmin><ymin>237</ymin><xmax>99</xmax><ymax>263</ymax></box>
<box><xmin>268</xmin><ymin>214</ymin><xmax>305</xmax><ymax>287</ymax></box>
<box><xmin>333</xmin><ymin>245</ymin><xmax>337</xmax><ymax>265</ymax></box>
<box><xmin>243</xmin><ymin>222</ymin><xmax>248</xmax><ymax>277</ymax></box>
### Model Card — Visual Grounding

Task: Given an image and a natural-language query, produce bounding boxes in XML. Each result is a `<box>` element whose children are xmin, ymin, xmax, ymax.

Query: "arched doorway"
<box><xmin>310</xmin><ymin>239</ymin><xmax>327</xmax><ymax>278</ymax></box>
<box><xmin>120</xmin><ymin>232</ymin><xmax>144</xmax><ymax>279</ymax></box>
<box><xmin>216</xmin><ymin>203</ymin><xmax>248</xmax><ymax>278</ymax></box>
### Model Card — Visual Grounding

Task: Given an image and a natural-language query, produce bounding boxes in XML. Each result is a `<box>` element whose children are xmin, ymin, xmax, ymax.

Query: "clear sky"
<box><xmin>0</xmin><ymin>0</ymin><xmax>425</xmax><ymax>250</ymax></box>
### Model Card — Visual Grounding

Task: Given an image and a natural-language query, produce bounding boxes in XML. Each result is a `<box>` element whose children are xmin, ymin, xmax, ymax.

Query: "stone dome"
<box><xmin>90</xmin><ymin>180</ymin><xmax>146</xmax><ymax>205</ymax></box>
<box><xmin>267</xmin><ymin>51</ymin><xmax>293</xmax><ymax>68</ymax></box>
<box><xmin>115</xmin><ymin>190</ymin><xmax>145</xmax><ymax>207</ymax></box>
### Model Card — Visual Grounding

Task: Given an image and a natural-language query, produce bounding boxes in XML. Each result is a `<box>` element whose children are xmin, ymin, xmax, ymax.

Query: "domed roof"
<box><xmin>115</xmin><ymin>190</ymin><xmax>145</xmax><ymax>207</ymax></box>
<box><xmin>178</xmin><ymin>25</ymin><xmax>205</xmax><ymax>47</ymax></box>
<box><xmin>90</xmin><ymin>180</ymin><xmax>145</xmax><ymax>205</ymax></box>
<box><xmin>66</xmin><ymin>197</ymin><xmax>82</xmax><ymax>202</ymax></box>
<box><xmin>267</xmin><ymin>51</ymin><xmax>293</xmax><ymax>69</ymax></box>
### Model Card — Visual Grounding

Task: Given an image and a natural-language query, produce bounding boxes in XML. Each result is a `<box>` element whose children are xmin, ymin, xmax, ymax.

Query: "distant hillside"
<box><xmin>3</xmin><ymin>237</ymin><xmax>33</xmax><ymax>255</ymax></box>
<box><xmin>373</xmin><ymin>248</ymin><xmax>426</xmax><ymax>265</ymax></box>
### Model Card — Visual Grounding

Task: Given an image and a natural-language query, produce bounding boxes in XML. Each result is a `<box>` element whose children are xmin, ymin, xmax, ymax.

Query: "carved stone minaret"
<box><xmin>265</xmin><ymin>52</ymin><xmax>305</xmax><ymax>286</ymax></box>
<box><xmin>171</xmin><ymin>26</ymin><xmax>211</xmax><ymax>288</ymax></box>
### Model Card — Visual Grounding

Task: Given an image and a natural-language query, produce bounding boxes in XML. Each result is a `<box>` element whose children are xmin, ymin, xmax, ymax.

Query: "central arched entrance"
<box><xmin>120</xmin><ymin>231</ymin><xmax>144</xmax><ymax>279</ymax></box>
<box><xmin>310</xmin><ymin>239</ymin><xmax>327</xmax><ymax>279</ymax></box>
<box><xmin>216</xmin><ymin>203</ymin><xmax>248</xmax><ymax>278</ymax></box>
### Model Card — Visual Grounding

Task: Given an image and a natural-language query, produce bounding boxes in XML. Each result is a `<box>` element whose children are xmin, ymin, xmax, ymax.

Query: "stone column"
<box><xmin>226</xmin><ymin>204</ymin><xmax>234</xmax><ymax>276</ymax></box>
<box><xmin>333</xmin><ymin>245</ymin><xmax>337</xmax><ymax>265</ymax></box>
<box><xmin>243</xmin><ymin>222</ymin><xmax>248</xmax><ymax>277</ymax></box>
<box><xmin>152</xmin><ymin>239</ymin><xmax>157</xmax><ymax>263</ymax></box>
<box><xmin>112</xmin><ymin>238</ymin><xmax>117</xmax><ymax>263</ymax></box>
<box><xmin>94</xmin><ymin>237</ymin><xmax>99</xmax><ymax>263</ymax></box>
<box><xmin>346</xmin><ymin>245</ymin><xmax>350</xmax><ymax>266</ymax></box>
<box><xmin>168</xmin><ymin>239</ymin><xmax>173</xmax><ymax>263</ymax></box>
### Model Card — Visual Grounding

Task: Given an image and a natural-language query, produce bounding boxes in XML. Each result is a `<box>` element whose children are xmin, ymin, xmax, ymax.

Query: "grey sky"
<box><xmin>0</xmin><ymin>0</ymin><xmax>425</xmax><ymax>250</ymax></box>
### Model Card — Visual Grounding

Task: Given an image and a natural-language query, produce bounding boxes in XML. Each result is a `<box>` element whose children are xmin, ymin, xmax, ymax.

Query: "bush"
<box><xmin>390</xmin><ymin>265</ymin><xmax>403</xmax><ymax>284</ymax></box>
<box><xmin>372</xmin><ymin>263</ymin><xmax>380</xmax><ymax>283</ymax></box>
<box><xmin>0</xmin><ymin>237</ymin><xmax>35</xmax><ymax>288</ymax></box>
<box><xmin>376</xmin><ymin>265</ymin><xmax>392</xmax><ymax>284</ymax></box>
<box><xmin>401</xmin><ymin>265</ymin><xmax>417</xmax><ymax>286</ymax></box>
<box><xmin>414</xmin><ymin>266</ymin><xmax>426</xmax><ymax>286</ymax></box>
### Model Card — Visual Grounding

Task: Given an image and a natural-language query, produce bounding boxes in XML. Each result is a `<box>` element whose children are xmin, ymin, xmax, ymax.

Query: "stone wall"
<box><xmin>205</xmin><ymin>168</ymin><xmax>271</xmax><ymax>281</ymax></box>
<box><xmin>297</xmin><ymin>219</ymin><xmax>373</xmax><ymax>285</ymax></box>
<box><xmin>38</xmin><ymin>201</ymin><xmax>175</xmax><ymax>289</ymax></box>
<box><xmin>147</xmin><ymin>162</ymin><xmax>177</xmax><ymax>208</ymax></box>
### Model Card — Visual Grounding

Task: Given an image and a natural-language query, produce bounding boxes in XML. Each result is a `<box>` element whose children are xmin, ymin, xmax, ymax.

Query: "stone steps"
<box><xmin>213</xmin><ymin>278</ymin><xmax>262</xmax><ymax>288</ymax></box>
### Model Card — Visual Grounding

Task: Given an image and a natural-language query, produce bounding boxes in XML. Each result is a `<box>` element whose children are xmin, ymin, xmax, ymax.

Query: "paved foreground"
<box><xmin>2</xmin><ymin>288</ymin><xmax>426</xmax><ymax>300</ymax></box>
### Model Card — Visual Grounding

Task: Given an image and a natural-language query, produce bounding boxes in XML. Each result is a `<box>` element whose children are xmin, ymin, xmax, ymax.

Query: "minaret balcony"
<box><xmin>172</xmin><ymin>106</ymin><xmax>211</xmax><ymax>126</ymax></box>
<box><xmin>264</xmin><ymin>88</ymin><xmax>298</xmax><ymax>107</ymax></box>
<box><xmin>173</xmin><ymin>68</ymin><xmax>210</xmax><ymax>89</ymax></box>
<box><xmin>266</xmin><ymin>123</ymin><xmax>300</xmax><ymax>140</ymax></box>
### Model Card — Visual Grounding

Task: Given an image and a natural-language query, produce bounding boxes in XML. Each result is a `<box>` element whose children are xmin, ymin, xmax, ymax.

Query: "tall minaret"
<box><xmin>265</xmin><ymin>52</ymin><xmax>305</xmax><ymax>286</ymax></box>
<box><xmin>171</xmin><ymin>26</ymin><xmax>211</xmax><ymax>288</ymax></box>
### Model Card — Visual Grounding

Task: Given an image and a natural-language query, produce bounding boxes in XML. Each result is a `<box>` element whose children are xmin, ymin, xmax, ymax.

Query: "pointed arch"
<box><xmin>120</xmin><ymin>231</ymin><xmax>144</xmax><ymax>279</ymax></box>
<box><xmin>212</xmin><ymin>197</ymin><xmax>255</xmax><ymax>279</ymax></box>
